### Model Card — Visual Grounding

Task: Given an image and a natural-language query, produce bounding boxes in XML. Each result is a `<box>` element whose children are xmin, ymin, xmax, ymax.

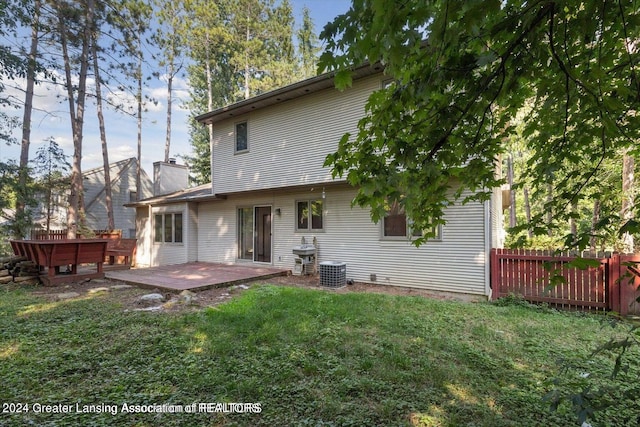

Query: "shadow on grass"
<box><xmin>0</xmin><ymin>283</ymin><xmax>626</xmax><ymax>426</ymax></box>
<box><xmin>191</xmin><ymin>285</ymin><xmax>576</xmax><ymax>426</ymax></box>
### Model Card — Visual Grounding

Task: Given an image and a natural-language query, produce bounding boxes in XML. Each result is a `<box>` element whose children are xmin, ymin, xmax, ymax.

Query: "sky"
<box><xmin>0</xmin><ymin>0</ymin><xmax>351</xmax><ymax>178</ymax></box>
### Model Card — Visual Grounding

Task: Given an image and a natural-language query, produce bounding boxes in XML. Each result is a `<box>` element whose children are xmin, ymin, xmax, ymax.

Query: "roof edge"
<box><xmin>195</xmin><ymin>63</ymin><xmax>382</xmax><ymax>125</ymax></box>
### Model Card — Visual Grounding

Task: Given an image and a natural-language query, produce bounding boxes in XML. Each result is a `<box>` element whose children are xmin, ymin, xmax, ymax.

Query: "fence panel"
<box><xmin>491</xmin><ymin>248</ymin><xmax>609</xmax><ymax>311</ymax></box>
<box><xmin>30</xmin><ymin>229</ymin><xmax>67</xmax><ymax>240</ymax></box>
<box><xmin>29</xmin><ymin>229</ymin><xmax>121</xmax><ymax>240</ymax></box>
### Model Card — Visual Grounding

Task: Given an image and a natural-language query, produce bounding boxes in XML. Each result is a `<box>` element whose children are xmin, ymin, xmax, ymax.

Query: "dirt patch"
<box><xmin>15</xmin><ymin>272</ymin><xmax>478</xmax><ymax>313</ymax></box>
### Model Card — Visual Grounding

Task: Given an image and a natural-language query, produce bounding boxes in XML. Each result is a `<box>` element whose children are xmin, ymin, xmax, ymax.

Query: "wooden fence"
<box><xmin>491</xmin><ymin>249</ymin><xmax>640</xmax><ymax>315</ymax></box>
<box><xmin>30</xmin><ymin>229</ymin><xmax>67</xmax><ymax>240</ymax></box>
<box><xmin>29</xmin><ymin>229</ymin><xmax>121</xmax><ymax>240</ymax></box>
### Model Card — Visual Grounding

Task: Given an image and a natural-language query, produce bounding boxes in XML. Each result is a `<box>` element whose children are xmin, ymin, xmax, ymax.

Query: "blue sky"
<box><xmin>0</xmin><ymin>0</ymin><xmax>351</xmax><ymax>177</ymax></box>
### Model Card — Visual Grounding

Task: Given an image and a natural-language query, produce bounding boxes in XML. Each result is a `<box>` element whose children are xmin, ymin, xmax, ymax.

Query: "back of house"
<box><xmin>131</xmin><ymin>65</ymin><xmax>504</xmax><ymax>298</ymax></box>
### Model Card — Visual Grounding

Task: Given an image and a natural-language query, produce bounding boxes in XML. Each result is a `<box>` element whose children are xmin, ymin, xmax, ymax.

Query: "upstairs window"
<box><xmin>296</xmin><ymin>200</ymin><xmax>323</xmax><ymax>231</ymax></box>
<box><xmin>235</xmin><ymin>121</ymin><xmax>248</xmax><ymax>153</ymax></box>
<box><xmin>154</xmin><ymin>213</ymin><xmax>183</xmax><ymax>243</ymax></box>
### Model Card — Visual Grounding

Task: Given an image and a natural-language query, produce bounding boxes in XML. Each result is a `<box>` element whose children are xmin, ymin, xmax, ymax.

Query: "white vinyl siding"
<box><xmin>211</xmin><ymin>75</ymin><xmax>380</xmax><ymax>194</ymax></box>
<box><xmin>135</xmin><ymin>207</ymin><xmax>152</xmax><ymax>268</ymax></box>
<box><xmin>195</xmin><ymin>186</ymin><xmax>489</xmax><ymax>296</ymax></box>
<box><xmin>187</xmin><ymin>203</ymin><xmax>199</xmax><ymax>262</ymax></box>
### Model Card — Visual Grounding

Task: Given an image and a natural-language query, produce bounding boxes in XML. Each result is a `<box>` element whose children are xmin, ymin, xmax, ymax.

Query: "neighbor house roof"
<box><xmin>195</xmin><ymin>63</ymin><xmax>383</xmax><ymax>125</ymax></box>
<box><xmin>84</xmin><ymin>157</ymin><xmax>147</xmax><ymax>212</ymax></box>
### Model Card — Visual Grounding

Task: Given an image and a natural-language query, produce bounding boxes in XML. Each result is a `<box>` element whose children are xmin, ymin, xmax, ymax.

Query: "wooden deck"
<box><xmin>10</xmin><ymin>239</ymin><xmax>107</xmax><ymax>286</ymax></box>
<box><xmin>105</xmin><ymin>262</ymin><xmax>288</xmax><ymax>292</ymax></box>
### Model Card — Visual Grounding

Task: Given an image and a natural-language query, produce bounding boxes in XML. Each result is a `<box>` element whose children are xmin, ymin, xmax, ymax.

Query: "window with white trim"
<box><xmin>296</xmin><ymin>199</ymin><xmax>323</xmax><ymax>231</ymax></box>
<box><xmin>154</xmin><ymin>213</ymin><xmax>183</xmax><ymax>243</ymax></box>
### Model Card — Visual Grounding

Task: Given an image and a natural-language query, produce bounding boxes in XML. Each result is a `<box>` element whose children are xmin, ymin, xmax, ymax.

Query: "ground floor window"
<box><xmin>154</xmin><ymin>213</ymin><xmax>183</xmax><ymax>243</ymax></box>
<box><xmin>382</xmin><ymin>201</ymin><xmax>441</xmax><ymax>240</ymax></box>
<box><xmin>296</xmin><ymin>199</ymin><xmax>323</xmax><ymax>231</ymax></box>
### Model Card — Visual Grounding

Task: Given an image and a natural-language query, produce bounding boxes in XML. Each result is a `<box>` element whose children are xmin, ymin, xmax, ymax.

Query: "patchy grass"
<box><xmin>0</xmin><ymin>283</ymin><xmax>638</xmax><ymax>426</ymax></box>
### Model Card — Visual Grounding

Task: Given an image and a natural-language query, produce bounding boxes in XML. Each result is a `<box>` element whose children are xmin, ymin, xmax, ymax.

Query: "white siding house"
<box><xmin>130</xmin><ymin>65</ymin><xmax>504</xmax><ymax>298</ymax></box>
<box><xmin>31</xmin><ymin>157</ymin><xmax>154</xmax><ymax>237</ymax></box>
<box><xmin>83</xmin><ymin>158</ymin><xmax>153</xmax><ymax>237</ymax></box>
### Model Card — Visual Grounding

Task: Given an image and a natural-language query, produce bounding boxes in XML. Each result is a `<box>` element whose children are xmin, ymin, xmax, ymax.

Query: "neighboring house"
<box><xmin>32</xmin><ymin>157</ymin><xmax>154</xmax><ymax>237</ymax></box>
<box><xmin>129</xmin><ymin>64</ymin><xmax>504</xmax><ymax>298</ymax></box>
<box><xmin>83</xmin><ymin>157</ymin><xmax>153</xmax><ymax>237</ymax></box>
<box><xmin>31</xmin><ymin>188</ymin><xmax>68</xmax><ymax>231</ymax></box>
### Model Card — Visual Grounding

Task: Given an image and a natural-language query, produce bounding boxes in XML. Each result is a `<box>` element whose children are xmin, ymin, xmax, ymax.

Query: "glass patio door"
<box><xmin>238</xmin><ymin>206</ymin><xmax>271</xmax><ymax>263</ymax></box>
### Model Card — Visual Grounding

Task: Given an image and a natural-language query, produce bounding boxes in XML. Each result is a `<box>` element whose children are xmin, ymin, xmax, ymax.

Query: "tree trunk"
<box><xmin>569</xmin><ymin>201</ymin><xmax>578</xmax><ymax>246</ymax></box>
<box><xmin>621</xmin><ymin>151</ymin><xmax>635</xmax><ymax>253</ymax></box>
<box><xmin>507</xmin><ymin>154</ymin><xmax>516</xmax><ymax>228</ymax></box>
<box><xmin>244</xmin><ymin>12</ymin><xmax>250</xmax><ymax>99</ymax></box>
<box><xmin>57</xmin><ymin>8</ymin><xmax>78</xmax><ymax>238</ymax></box>
<box><xmin>15</xmin><ymin>0</ymin><xmax>40</xmax><ymax>239</ymax></box>
<box><xmin>523</xmin><ymin>187</ymin><xmax>532</xmax><ymax>238</ymax></box>
<box><xmin>45</xmin><ymin>169</ymin><xmax>52</xmax><ymax>234</ymax></box>
<box><xmin>136</xmin><ymin>33</ymin><xmax>143</xmax><ymax>202</ymax></box>
<box><xmin>546</xmin><ymin>183</ymin><xmax>553</xmax><ymax>237</ymax></box>
<box><xmin>59</xmin><ymin>0</ymin><xmax>94</xmax><ymax>238</ymax></box>
<box><xmin>92</xmin><ymin>32</ymin><xmax>115</xmax><ymax>230</ymax></box>
<box><xmin>164</xmin><ymin>53</ymin><xmax>174</xmax><ymax>163</ymax></box>
<box><xmin>590</xmin><ymin>199</ymin><xmax>600</xmax><ymax>252</ymax></box>
<box><xmin>206</xmin><ymin>46</ymin><xmax>214</xmax><ymax>193</ymax></box>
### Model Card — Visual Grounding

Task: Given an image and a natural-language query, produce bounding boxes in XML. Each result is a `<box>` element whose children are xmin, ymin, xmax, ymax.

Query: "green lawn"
<box><xmin>1</xmin><ymin>283</ymin><xmax>638</xmax><ymax>426</ymax></box>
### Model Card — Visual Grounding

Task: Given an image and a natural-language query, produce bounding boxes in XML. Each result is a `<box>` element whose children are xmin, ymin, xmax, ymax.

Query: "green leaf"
<box><xmin>566</xmin><ymin>258</ymin><xmax>601</xmax><ymax>270</ymax></box>
<box><xmin>333</xmin><ymin>69</ymin><xmax>353</xmax><ymax>90</ymax></box>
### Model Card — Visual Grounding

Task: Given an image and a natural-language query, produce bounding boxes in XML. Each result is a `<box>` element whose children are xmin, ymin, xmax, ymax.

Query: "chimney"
<box><xmin>153</xmin><ymin>161</ymin><xmax>189</xmax><ymax>196</ymax></box>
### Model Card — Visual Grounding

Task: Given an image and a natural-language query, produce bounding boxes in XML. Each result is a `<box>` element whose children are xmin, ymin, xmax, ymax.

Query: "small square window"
<box><xmin>235</xmin><ymin>122</ymin><xmax>248</xmax><ymax>152</ymax></box>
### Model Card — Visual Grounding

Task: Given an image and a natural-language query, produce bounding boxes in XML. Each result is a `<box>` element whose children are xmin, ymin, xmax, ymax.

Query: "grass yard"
<box><xmin>1</xmin><ymin>282</ymin><xmax>639</xmax><ymax>426</ymax></box>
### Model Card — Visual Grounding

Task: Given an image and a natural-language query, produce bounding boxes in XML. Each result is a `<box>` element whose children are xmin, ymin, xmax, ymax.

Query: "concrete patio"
<box><xmin>105</xmin><ymin>262</ymin><xmax>288</xmax><ymax>292</ymax></box>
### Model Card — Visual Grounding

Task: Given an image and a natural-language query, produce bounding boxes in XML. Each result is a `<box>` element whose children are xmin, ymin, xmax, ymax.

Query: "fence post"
<box><xmin>608</xmin><ymin>254</ymin><xmax>621</xmax><ymax>314</ymax></box>
<box><xmin>617</xmin><ymin>254</ymin><xmax>640</xmax><ymax>316</ymax></box>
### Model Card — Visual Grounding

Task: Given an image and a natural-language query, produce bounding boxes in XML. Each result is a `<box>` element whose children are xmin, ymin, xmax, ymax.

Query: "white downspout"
<box><xmin>148</xmin><ymin>204</ymin><xmax>153</xmax><ymax>267</ymax></box>
<box><xmin>484</xmin><ymin>199</ymin><xmax>492</xmax><ymax>299</ymax></box>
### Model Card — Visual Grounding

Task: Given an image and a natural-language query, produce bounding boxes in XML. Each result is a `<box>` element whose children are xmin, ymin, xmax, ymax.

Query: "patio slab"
<box><xmin>105</xmin><ymin>262</ymin><xmax>288</xmax><ymax>293</ymax></box>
